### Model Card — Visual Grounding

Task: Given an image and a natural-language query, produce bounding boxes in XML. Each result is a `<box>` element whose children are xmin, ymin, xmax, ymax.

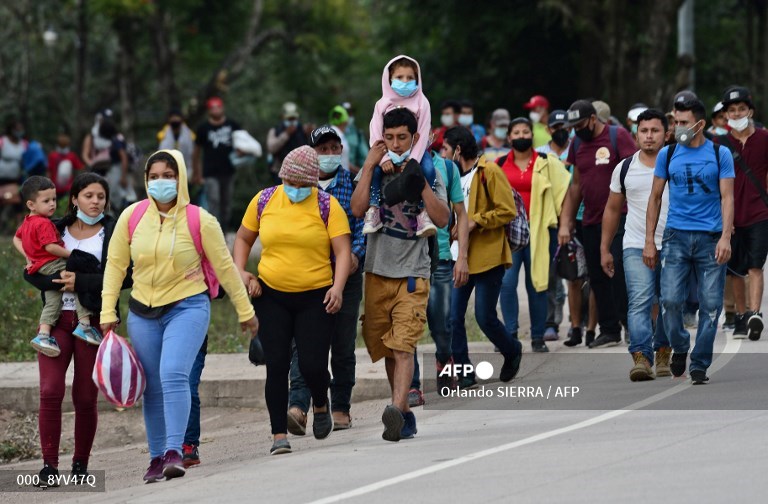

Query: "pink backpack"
<box><xmin>127</xmin><ymin>200</ymin><xmax>221</xmax><ymax>298</ymax></box>
<box><xmin>92</xmin><ymin>329</ymin><xmax>146</xmax><ymax>407</ymax></box>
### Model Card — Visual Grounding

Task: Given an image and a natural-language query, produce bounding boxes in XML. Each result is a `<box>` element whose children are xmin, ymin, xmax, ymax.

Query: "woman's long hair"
<box><xmin>61</xmin><ymin>172</ymin><xmax>111</xmax><ymax>227</ymax></box>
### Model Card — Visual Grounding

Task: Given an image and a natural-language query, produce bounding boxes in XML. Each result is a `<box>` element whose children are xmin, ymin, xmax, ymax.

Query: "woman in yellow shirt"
<box><xmin>234</xmin><ymin>145</ymin><xmax>351</xmax><ymax>456</ymax></box>
<box><xmin>100</xmin><ymin>150</ymin><xmax>257</xmax><ymax>483</ymax></box>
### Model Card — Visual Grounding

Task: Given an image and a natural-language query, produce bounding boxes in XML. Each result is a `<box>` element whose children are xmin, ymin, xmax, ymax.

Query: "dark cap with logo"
<box><xmin>721</xmin><ymin>86</ymin><xmax>754</xmax><ymax>108</ymax></box>
<box><xmin>310</xmin><ymin>125</ymin><xmax>341</xmax><ymax>147</ymax></box>
<box><xmin>565</xmin><ymin>100</ymin><xmax>597</xmax><ymax>127</ymax></box>
<box><xmin>548</xmin><ymin>109</ymin><xmax>568</xmax><ymax>127</ymax></box>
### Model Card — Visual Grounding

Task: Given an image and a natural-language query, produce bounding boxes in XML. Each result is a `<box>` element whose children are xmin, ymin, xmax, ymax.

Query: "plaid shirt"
<box><xmin>319</xmin><ymin>167</ymin><xmax>365</xmax><ymax>261</ymax></box>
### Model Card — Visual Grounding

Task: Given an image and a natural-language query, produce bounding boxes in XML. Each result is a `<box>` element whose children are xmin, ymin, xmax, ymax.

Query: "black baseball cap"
<box><xmin>310</xmin><ymin>124</ymin><xmax>341</xmax><ymax>147</ymax></box>
<box><xmin>672</xmin><ymin>90</ymin><xmax>698</xmax><ymax>110</ymax></box>
<box><xmin>548</xmin><ymin>109</ymin><xmax>567</xmax><ymax>127</ymax></box>
<box><xmin>565</xmin><ymin>100</ymin><xmax>597</xmax><ymax>127</ymax></box>
<box><xmin>721</xmin><ymin>86</ymin><xmax>754</xmax><ymax>109</ymax></box>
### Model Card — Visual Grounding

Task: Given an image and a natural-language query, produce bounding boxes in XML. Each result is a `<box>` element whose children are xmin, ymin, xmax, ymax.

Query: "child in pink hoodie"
<box><xmin>364</xmin><ymin>55</ymin><xmax>436</xmax><ymax>237</ymax></box>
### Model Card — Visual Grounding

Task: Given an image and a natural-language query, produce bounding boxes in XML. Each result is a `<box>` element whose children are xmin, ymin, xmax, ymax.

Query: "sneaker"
<box><xmin>500</xmin><ymin>342</ymin><xmax>523</xmax><ymax>382</ymax></box>
<box><xmin>722</xmin><ymin>312</ymin><xmax>736</xmax><ymax>331</ymax></box>
<box><xmin>162</xmin><ymin>450</ymin><xmax>185</xmax><ymax>480</ymax></box>
<box><xmin>670</xmin><ymin>352</ymin><xmax>687</xmax><ymax>377</ymax></box>
<box><xmin>733</xmin><ymin>313</ymin><xmax>748</xmax><ymax>339</ymax></box>
<box><xmin>408</xmin><ymin>388</ymin><xmax>425</xmax><ymax>407</ymax></box>
<box><xmin>312</xmin><ymin>406</ymin><xmax>334</xmax><ymax>440</ymax></box>
<box><xmin>270</xmin><ymin>438</ymin><xmax>292</xmax><ymax>455</ymax></box>
<box><xmin>332</xmin><ymin>411</ymin><xmax>351</xmax><ymax>430</ymax></box>
<box><xmin>690</xmin><ymin>369</ymin><xmax>709</xmax><ymax>385</ymax></box>
<box><xmin>563</xmin><ymin>327</ymin><xmax>583</xmax><ymax>347</ymax></box>
<box><xmin>71</xmin><ymin>461</ymin><xmax>89</xmax><ymax>478</ymax></box>
<box><xmin>436</xmin><ymin>359</ymin><xmax>457</xmax><ymax>396</ymax></box>
<box><xmin>286</xmin><ymin>407</ymin><xmax>307</xmax><ymax>436</ymax></box>
<box><xmin>655</xmin><ymin>347</ymin><xmax>672</xmax><ymax>377</ymax></box>
<box><xmin>585</xmin><ymin>330</ymin><xmax>596</xmax><ymax>347</ymax></box>
<box><xmin>401</xmin><ymin>411</ymin><xmax>417</xmax><ymax>439</ymax></box>
<box><xmin>629</xmin><ymin>352</ymin><xmax>655</xmax><ymax>382</ymax></box>
<box><xmin>31</xmin><ymin>334</ymin><xmax>60</xmax><ymax>357</ymax></box>
<box><xmin>415</xmin><ymin>210</ymin><xmax>437</xmax><ymax>237</ymax></box>
<box><xmin>589</xmin><ymin>333</ymin><xmax>621</xmax><ymax>349</ymax></box>
<box><xmin>37</xmin><ymin>463</ymin><xmax>59</xmax><ymax>487</ymax></box>
<box><xmin>683</xmin><ymin>311</ymin><xmax>697</xmax><ymax>329</ymax></box>
<box><xmin>543</xmin><ymin>327</ymin><xmax>559</xmax><ymax>341</ymax></box>
<box><xmin>748</xmin><ymin>311</ymin><xmax>763</xmax><ymax>341</ymax></box>
<box><xmin>362</xmin><ymin>207</ymin><xmax>383</xmax><ymax>234</ymax></box>
<box><xmin>181</xmin><ymin>443</ymin><xmax>200</xmax><ymax>468</ymax></box>
<box><xmin>381</xmin><ymin>405</ymin><xmax>404</xmax><ymax>442</ymax></box>
<box><xmin>531</xmin><ymin>339</ymin><xmax>549</xmax><ymax>353</ymax></box>
<box><xmin>72</xmin><ymin>324</ymin><xmax>103</xmax><ymax>345</ymax></box>
<box><xmin>143</xmin><ymin>456</ymin><xmax>165</xmax><ymax>483</ymax></box>
<box><xmin>457</xmin><ymin>373</ymin><xmax>477</xmax><ymax>389</ymax></box>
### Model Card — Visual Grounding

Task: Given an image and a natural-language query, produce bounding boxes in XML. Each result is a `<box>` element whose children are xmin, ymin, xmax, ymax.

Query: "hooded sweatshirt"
<box><xmin>369</xmin><ymin>55</ymin><xmax>432</xmax><ymax>163</ymax></box>
<box><xmin>100</xmin><ymin>149</ymin><xmax>255</xmax><ymax>324</ymax></box>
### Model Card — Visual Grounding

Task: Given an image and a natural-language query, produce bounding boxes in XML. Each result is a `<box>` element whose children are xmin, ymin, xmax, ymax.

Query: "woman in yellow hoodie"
<box><xmin>100</xmin><ymin>150</ymin><xmax>257</xmax><ymax>483</ymax></box>
<box><xmin>441</xmin><ymin>127</ymin><xmax>522</xmax><ymax>387</ymax></box>
<box><xmin>497</xmin><ymin>117</ymin><xmax>570</xmax><ymax>353</ymax></box>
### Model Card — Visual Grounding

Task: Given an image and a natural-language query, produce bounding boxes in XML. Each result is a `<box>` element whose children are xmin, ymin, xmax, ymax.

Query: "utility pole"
<box><xmin>678</xmin><ymin>0</ymin><xmax>695</xmax><ymax>91</ymax></box>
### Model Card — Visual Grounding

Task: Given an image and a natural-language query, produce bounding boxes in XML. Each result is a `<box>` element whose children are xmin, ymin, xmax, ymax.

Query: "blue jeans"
<box><xmin>128</xmin><ymin>293</ymin><xmax>210</xmax><ymax>458</ymax></box>
<box><xmin>452</xmin><ymin>265</ymin><xmax>521</xmax><ymax>365</ymax></box>
<box><xmin>184</xmin><ymin>335</ymin><xmax>208</xmax><ymax>446</ymax></box>
<box><xmin>624</xmin><ymin>249</ymin><xmax>669</xmax><ymax>363</ymax></box>
<box><xmin>369</xmin><ymin>154</ymin><xmax>436</xmax><ymax>206</ymax></box>
<box><xmin>411</xmin><ymin>260</ymin><xmax>454</xmax><ymax>390</ymax></box>
<box><xmin>289</xmin><ymin>270</ymin><xmax>363</xmax><ymax>413</ymax></box>
<box><xmin>499</xmin><ymin>243</ymin><xmax>548</xmax><ymax>340</ymax></box>
<box><xmin>660</xmin><ymin>229</ymin><xmax>726</xmax><ymax>373</ymax></box>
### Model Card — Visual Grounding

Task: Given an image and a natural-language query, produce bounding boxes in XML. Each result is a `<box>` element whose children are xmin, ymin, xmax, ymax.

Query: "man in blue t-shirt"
<box><xmin>407</xmin><ymin>151</ymin><xmax>470</xmax><ymax>406</ymax></box>
<box><xmin>644</xmin><ymin>98</ymin><xmax>735</xmax><ymax>384</ymax></box>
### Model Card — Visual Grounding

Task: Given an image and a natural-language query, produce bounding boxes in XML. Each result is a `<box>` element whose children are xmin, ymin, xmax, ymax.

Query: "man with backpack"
<box><xmin>645</xmin><ymin>98</ymin><xmax>735</xmax><ymax>385</ymax></box>
<box><xmin>714</xmin><ymin>86</ymin><xmax>768</xmax><ymax>341</ymax></box>
<box><xmin>600</xmin><ymin>109</ymin><xmax>671</xmax><ymax>381</ymax></box>
<box><xmin>558</xmin><ymin>100</ymin><xmax>637</xmax><ymax>348</ymax></box>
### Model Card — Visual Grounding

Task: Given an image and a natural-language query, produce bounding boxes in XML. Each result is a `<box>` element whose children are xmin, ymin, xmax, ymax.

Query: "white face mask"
<box><xmin>727</xmin><ymin>115</ymin><xmax>750</xmax><ymax>132</ymax></box>
<box><xmin>529</xmin><ymin>111</ymin><xmax>542</xmax><ymax>124</ymax></box>
<box><xmin>458</xmin><ymin>114</ymin><xmax>473</xmax><ymax>127</ymax></box>
<box><xmin>441</xmin><ymin>114</ymin><xmax>455</xmax><ymax>128</ymax></box>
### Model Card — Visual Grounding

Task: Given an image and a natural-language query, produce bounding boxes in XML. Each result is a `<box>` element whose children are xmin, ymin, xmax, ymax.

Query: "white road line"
<box><xmin>307</xmin><ymin>335</ymin><xmax>741</xmax><ymax>504</ymax></box>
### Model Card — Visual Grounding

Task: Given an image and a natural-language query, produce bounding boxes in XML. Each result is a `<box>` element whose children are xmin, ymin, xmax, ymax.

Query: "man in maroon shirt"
<box><xmin>715</xmin><ymin>86</ymin><xmax>768</xmax><ymax>340</ymax></box>
<box><xmin>558</xmin><ymin>100</ymin><xmax>638</xmax><ymax>348</ymax></box>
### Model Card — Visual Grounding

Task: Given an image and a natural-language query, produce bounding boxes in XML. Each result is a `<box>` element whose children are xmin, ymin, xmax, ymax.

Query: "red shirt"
<box><xmin>430</xmin><ymin>126</ymin><xmax>448</xmax><ymax>152</ymax></box>
<box><xmin>714</xmin><ymin>129</ymin><xmax>768</xmax><ymax>227</ymax></box>
<box><xmin>48</xmin><ymin>151</ymin><xmax>84</xmax><ymax>195</ymax></box>
<box><xmin>566</xmin><ymin>125</ymin><xmax>637</xmax><ymax>225</ymax></box>
<box><xmin>15</xmin><ymin>215</ymin><xmax>64</xmax><ymax>274</ymax></box>
<box><xmin>500</xmin><ymin>151</ymin><xmax>537</xmax><ymax>214</ymax></box>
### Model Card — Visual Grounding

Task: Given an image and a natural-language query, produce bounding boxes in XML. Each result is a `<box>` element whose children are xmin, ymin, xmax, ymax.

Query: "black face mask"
<box><xmin>511</xmin><ymin>138</ymin><xmax>533</xmax><ymax>152</ymax></box>
<box><xmin>574</xmin><ymin>124</ymin><xmax>594</xmax><ymax>142</ymax></box>
<box><xmin>169</xmin><ymin>121</ymin><xmax>182</xmax><ymax>129</ymax></box>
<box><xmin>551</xmin><ymin>129</ymin><xmax>569</xmax><ymax>148</ymax></box>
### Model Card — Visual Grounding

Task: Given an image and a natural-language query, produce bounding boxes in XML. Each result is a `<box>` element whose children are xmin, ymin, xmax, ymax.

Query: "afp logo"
<box><xmin>439</xmin><ymin>361</ymin><xmax>494</xmax><ymax>380</ymax></box>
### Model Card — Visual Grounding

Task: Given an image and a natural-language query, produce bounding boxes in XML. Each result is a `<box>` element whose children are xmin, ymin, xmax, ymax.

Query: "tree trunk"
<box><xmin>638</xmin><ymin>0</ymin><xmax>684</xmax><ymax>108</ymax></box>
<box><xmin>74</xmin><ymin>0</ymin><xmax>88</xmax><ymax>144</ymax></box>
<box><xmin>115</xmin><ymin>18</ymin><xmax>137</xmax><ymax>141</ymax></box>
<box><xmin>150</xmin><ymin>7</ymin><xmax>179</xmax><ymax>110</ymax></box>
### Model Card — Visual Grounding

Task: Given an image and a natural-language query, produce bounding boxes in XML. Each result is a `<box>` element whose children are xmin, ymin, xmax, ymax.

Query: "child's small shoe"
<box><xmin>363</xmin><ymin>207</ymin><xmax>383</xmax><ymax>234</ymax></box>
<box><xmin>31</xmin><ymin>334</ymin><xmax>61</xmax><ymax>357</ymax></box>
<box><xmin>73</xmin><ymin>324</ymin><xmax>103</xmax><ymax>346</ymax></box>
<box><xmin>415</xmin><ymin>209</ymin><xmax>437</xmax><ymax>238</ymax></box>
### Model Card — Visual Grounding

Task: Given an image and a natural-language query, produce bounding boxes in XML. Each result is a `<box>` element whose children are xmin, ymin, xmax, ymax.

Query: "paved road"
<box><xmin>4</xmin><ymin>279</ymin><xmax>768</xmax><ymax>502</ymax></box>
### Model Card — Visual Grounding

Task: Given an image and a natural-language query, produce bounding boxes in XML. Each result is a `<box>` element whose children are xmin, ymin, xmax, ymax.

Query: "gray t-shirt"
<box><xmin>364</xmin><ymin>170</ymin><xmax>447</xmax><ymax>279</ymax></box>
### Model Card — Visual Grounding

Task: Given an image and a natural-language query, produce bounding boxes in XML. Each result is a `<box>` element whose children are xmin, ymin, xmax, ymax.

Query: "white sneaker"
<box><xmin>363</xmin><ymin>207</ymin><xmax>383</xmax><ymax>234</ymax></box>
<box><xmin>415</xmin><ymin>210</ymin><xmax>437</xmax><ymax>237</ymax></box>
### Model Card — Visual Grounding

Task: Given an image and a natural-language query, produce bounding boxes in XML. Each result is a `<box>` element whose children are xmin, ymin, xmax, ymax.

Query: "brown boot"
<box><xmin>287</xmin><ymin>407</ymin><xmax>307</xmax><ymax>436</ymax></box>
<box><xmin>629</xmin><ymin>352</ymin><xmax>655</xmax><ymax>382</ymax></box>
<box><xmin>655</xmin><ymin>347</ymin><xmax>672</xmax><ymax>377</ymax></box>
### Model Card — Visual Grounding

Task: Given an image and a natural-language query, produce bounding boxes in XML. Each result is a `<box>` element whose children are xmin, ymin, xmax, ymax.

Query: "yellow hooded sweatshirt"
<box><xmin>100</xmin><ymin>149</ymin><xmax>255</xmax><ymax>324</ymax></box>
<box><xmin>529</xmin><ymin>152</ymin><xmax>571</xmax><ymax>292</ymax></box>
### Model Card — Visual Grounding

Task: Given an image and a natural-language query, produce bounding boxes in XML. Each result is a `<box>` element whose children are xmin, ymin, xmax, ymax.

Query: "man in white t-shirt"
<box><xmin>600</xmin><ymin>109</ymin><xmax>671</xmax><ymax>382</ymax></box>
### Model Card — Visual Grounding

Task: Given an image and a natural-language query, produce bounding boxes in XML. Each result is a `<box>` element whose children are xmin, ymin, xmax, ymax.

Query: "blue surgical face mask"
<box><xmin>147</xmin><ymin>179</ymin><xmax>178</xmax><ymax>204</ymax></box>
<box><xmin>284</xmin><ymin>184</ymin><xmax>312</xmax><ymax>203</ymax></box>
<box><xmin>494</xmin><ymin>127</ymin><xmax>508</xmax><ymax>140</ymax></box>
<box><xmin>391</xmin><ymin>79</ymin><xmax>418</xmax><ymax>98</ymax></box>
<box><xmin>284</xmin><ymin>119</ymin><xmax>299</xmax><ymax>128</ymax></box>
<box><xmin>76</xmin><ymin>208</ymin><xmax>104</xmax><ymax>225</ymax></box>
<box><xmin>714</xmin><ymin>126</ymin><xmax>728</xmax><ymax>136</ymax></box>
<box><xmin>387</xmin><ymin>138</ymin><xmax>414</xmax><ymax>166</ymax></box>
<box><xmin>631</xmin><ymin>123</ymin><xmax>638</xmax><ymax>135</ymax></box>
<box><xmin>318</xmin><ymin>155</ymin><xmax>341</xmax><ymax>173</ymax></box>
